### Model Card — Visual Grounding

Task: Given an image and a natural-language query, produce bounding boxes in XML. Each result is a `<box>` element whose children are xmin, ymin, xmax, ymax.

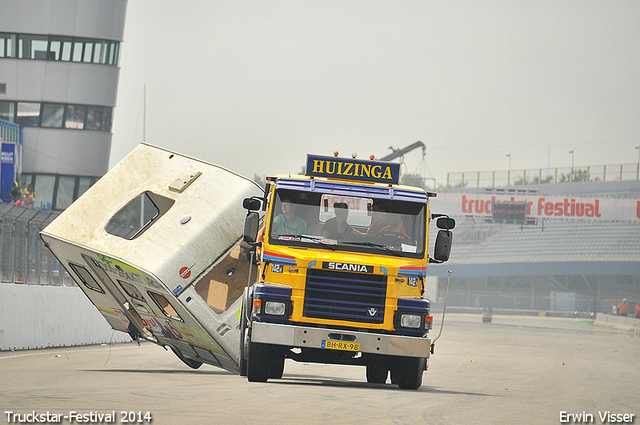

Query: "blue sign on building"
<box><xmin>306</xmin><ymin>154</ymin><xmax>401</xmax><ymax>185</ymax></box>
<box><xmin>1</xmin><ymin>143</ymin><xmax>17</xmax><ymax>203</ymax></box>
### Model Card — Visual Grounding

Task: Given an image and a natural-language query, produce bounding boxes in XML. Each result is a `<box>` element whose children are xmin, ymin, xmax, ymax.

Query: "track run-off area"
<box><xmin>1</xmin><ymin>314</ymin><xmax>638</xmax><ymax>425</ymax></box>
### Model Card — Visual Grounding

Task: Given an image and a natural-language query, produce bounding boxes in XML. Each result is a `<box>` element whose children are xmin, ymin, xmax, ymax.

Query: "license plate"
<box><xmin>321</xmin><ymin>340</ymin><xmax>361</xmax><ymax>352</ymax></box>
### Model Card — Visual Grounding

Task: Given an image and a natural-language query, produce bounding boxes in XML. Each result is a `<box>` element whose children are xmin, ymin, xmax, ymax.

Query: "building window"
<box><xmin>17</xmin><ymin>34</ymin><xmax>49</xmax><ymax>60</ymax></box>
<box><xmin>23</xmin><ymin>173</ymin><xmax>98</xmax><ymax>211</ymax></box>
<box><xmin>2</xmin><ymin>100</ymin><xmax>112</xmax><ymax>132</ymax></box>
<box><xmin>55</xmin><ymin>176</ymin><xmax>77</xmax><ymax>210</ymax></box>
<box><xmin>16</xmin><ymin>102</ymin><xmax>41</xmax><ymax>127</ymax></box>
<box><xmin>0</xmin><ymin>101</ymin><xmax>14</xmax><ymax>122</ymax></box>
<box><xmin>65</xmin><ymin>105</ymin><xmax>85</xmax><ymax>129</ymax></box>
<box><xmin>0</xmin><ymin>33</ymin><xmax>16</xmax><ymax>58</ymax></box>
<box><xmin>77</xmin><ymin>177</ymin><xmax>95</xmax><ymax>198</ymax></box>
<box><xmin>41</xmin><ymin>104</ymin><xmax>64</xmax><ymax>128</ymax></box>
<box><xmin>0</xmin><ymin>33</ymin><xmax>119</xmax><ymax>66</ymax></box>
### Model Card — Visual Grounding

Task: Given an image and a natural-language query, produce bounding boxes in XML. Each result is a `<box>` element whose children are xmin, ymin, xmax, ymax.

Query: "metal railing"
<box><xmin>0</xmin><ymin>203</ymin><xmax>73</xmax><ymax>285</ymax></box>
<box><xmin>447</xmin><ymin>163</ymin><xmax>640</xmax><ymax>189</ymax></box>
<box><xmin>0</xmin><ymin>118</ymin><xmax>22</xmax><ymax>144</ymax></box>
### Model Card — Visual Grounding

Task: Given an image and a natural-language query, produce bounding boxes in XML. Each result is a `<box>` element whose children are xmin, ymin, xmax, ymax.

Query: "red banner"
<box><xmin>431</xmin><ymin>193</ymin><xmax>640</xmax><ymax>222</ymax></box>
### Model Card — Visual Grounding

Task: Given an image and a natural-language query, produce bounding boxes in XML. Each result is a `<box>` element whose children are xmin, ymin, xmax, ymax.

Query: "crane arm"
<box><xmin>379</xmin><ymin>141</ymin><xmax>426</xmax><ymax>161</ymax></box>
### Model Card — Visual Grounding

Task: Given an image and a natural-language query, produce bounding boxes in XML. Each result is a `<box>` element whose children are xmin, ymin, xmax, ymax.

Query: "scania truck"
<box><xmin>40</xmin><ymin>144</ymin><xmax>453</xmax><ymax>390</ymax></box>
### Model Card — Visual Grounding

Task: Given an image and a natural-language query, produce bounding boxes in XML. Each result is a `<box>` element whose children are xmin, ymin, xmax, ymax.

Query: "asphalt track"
<box><xmin>1</xmin><ymin>314</ymin><xmax>638</xmax><ymax>425</ymax></box>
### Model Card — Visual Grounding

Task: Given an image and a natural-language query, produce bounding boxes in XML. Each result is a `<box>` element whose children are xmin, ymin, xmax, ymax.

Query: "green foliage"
<box><xmin>400</xmin><ymin>172</ymin><xmax>428</xmax><ymax>190</ymax></box>
<box><xmin>252</xmin><ymin>173</ymin><xmax>266</xmax><ymax>188</ymax></box>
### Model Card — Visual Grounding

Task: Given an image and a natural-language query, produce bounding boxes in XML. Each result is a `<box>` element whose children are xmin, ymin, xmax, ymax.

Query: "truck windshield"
<box><xmin>268</xmin><ymin>189</ymin><xmax>426</xmax><ymax>258</ymax></box>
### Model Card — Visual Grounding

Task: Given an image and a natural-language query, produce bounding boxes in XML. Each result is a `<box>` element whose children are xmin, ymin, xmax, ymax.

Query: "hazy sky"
<box><xmin>110</xmin><ymin>0</ymin><xmax>640</xmax><ymax>187</ymax></box>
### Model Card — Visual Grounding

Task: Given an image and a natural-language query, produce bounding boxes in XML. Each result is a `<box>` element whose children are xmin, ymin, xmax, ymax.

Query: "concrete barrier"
<box><xmin>0</xmin><ymin>283</ymin><xmax>131</xmax><ymax>351</ymax></box>
<box><xmin>594</xmin><ymin>312</ymin><xmax>640</xmax><ymax>332</ymax></box>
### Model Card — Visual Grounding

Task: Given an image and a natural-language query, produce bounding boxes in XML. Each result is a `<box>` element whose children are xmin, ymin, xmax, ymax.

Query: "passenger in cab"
<box><xmin>323</xmin><ymin>202</ymin><xmax>352</xmax><ymax>240</ymax></box>
<box><xmin>271</xmin><ymin>198</ymin><xmax>307</xmax><ymax>236</ymax></box>
<box><xmin>367</xmin><ymin>204</ymin><xmax>407</xmax><ymax>237</ymax></box>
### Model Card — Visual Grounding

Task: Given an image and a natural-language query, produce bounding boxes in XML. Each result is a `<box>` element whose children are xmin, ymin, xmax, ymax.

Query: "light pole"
<box><xmin>506</xmin><ymin>153</ymin><xmax>511</xmax><ymax>186</ymax></box>
<box><xmin>635</xmin><ymin>145</ymin><xmax>639</xmax><ymax>180</ymax></box>
<box><xmin>569</xmin><ymin>149</ymin><xmax>574</xmax><ymax>182</ymax></box>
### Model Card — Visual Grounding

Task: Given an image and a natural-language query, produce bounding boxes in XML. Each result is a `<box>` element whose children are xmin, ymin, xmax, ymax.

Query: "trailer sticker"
<box><xmin>94</xmin><ymin>255</ymin><xmax>163</xmax><ymax>290</ymax></box>
<box><xmin>113</xmin><ymin>308</ymin><xmax>130</xmax><ymax>327</ymax></box>
<box><xmin>140</xmin><ymin>314</ymin><xmax>185</xmax><ymax>341</ymax></box>
<box><xmin>179</xmin><ymin>263</ymin><xmax>195</xmax><ymax>279</ymax></box>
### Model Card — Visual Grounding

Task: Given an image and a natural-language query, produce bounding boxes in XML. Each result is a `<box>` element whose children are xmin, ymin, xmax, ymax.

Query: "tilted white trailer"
<box><xmin>40</xmin><ymin>143</ymin><xmax>263</xmax><ymax>372</ymax></box>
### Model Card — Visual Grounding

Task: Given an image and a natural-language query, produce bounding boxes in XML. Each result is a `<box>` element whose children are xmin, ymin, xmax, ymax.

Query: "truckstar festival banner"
<box><xmin>430</xmin><ymin>193</ymin><xmax>640</xmax><ymax>222</ymax></box>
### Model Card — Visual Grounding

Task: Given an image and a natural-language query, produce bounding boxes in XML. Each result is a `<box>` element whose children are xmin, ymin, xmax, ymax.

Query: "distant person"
<box><xmin>271</xmin><ymin>198</ymin><xmax>307</xmax><ymax>236</ymax></box>
<box><xmin>619</xmin><ymin>298</ymin><xmax>628</xmax><ymax>317</ymax></box>
<box><xmin>635</xmin><ymin>302</ymin><xmax>640</xmax><ymax>319</ymax></box>
<box><xmin>21</xmin><ymin>184</ymin><xmax>35</xmax><ymax>209</ymax></box>
<box><xmin>323</xmin><ymin>202</ymin><xmax>352</xmax><ymax>240</ymax></box>
<box><xmin>611</xmin><ymin>303</ymin><xmax>618</xmax><ymax>316</ymax></box>
<box><xmin>10</xmin><ymin>177</ymin><xmax>22</xmax><ymax>204</ymax></box>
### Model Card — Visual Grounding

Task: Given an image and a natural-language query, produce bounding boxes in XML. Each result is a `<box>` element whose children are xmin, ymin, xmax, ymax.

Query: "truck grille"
<box><xmin>303</xmin><ymin>269</ymin><xmax>387</xmax><ymax>324</ymax></box>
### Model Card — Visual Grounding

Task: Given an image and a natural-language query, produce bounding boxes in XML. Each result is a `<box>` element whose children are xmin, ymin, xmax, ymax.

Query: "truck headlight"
<box><xmin>400</xmin><ymin>313</ymin><xmax>422</xmax><ymax>329</ymax></box>
<box><xmin>264</xmin><ymin>301</ymin><xmax>286</xmax><ymax>316</ymax></box>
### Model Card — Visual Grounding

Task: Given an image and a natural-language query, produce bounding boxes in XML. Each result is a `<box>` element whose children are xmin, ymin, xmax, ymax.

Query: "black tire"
<box><xmin>269</xmin><ymin>353</ymin><xmax>285</xmax><ymax>379</ymax></box>
<box><xmin>239</xmin><ymin>289</ymin><xmax>251</xmax><ymax>377</ymax></box>
<box><xmin>391</xmin><ymin>357</ymin><xmax>425</xmax><ymax>390</ymax></box>
<box><xmin>170</xmin><ymin>346</ymin><xmax>203</xmax><ymax>370</ymax></box>
<box><xmin>366</xmin><ymin>362</ymin><xmax>389</xmax><ymax>384</ymax></box>
<box><xmin>246</xmin><ymin>340</ymin><xmax>272</xmax><ymax>382</ymax></box>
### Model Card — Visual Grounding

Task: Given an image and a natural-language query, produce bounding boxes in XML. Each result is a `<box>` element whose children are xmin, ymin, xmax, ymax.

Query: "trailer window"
<box><xmin>106</xmin><ymin>191</ymin><xmax>174</xmax><ymax>240</ymax></box>
<box><xmin>118</xmin><ymin>280</ymin><xmax>146</xmax><ymax>302</ymax></box>
<box><xmin>69</xmin><ymin>262</ymin><xmax>104</xmax><ymax>293</ymax></box>
<box><xmin>148</xmin><ymin>292</ymin><xmax>183</xmax><ymax>322</ymax></box>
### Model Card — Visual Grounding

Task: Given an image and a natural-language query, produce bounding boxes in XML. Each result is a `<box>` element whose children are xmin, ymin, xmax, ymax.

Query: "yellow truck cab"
<box><xmin>241</xmin><ymin>153</ymin><xmax>454</xmax><ymax>389</ymax></box>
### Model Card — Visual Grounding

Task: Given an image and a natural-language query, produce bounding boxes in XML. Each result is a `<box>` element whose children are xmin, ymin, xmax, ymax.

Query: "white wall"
<box><xmin>0</xmin><ymin>283</ymin><xmax>130</xmax><ymax>351</ymax></box>
<box><xmin>0</xmin><ymin>0</ymin><xmax>127</xmax><ymax>40</ymax></box>
<box><xmin>23</xmin><ymin>127</ymin><xmax>112</xmax><ymax>175</ymax></box>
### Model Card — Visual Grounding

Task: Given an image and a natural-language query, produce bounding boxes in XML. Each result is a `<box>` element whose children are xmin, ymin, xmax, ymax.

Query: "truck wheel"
<box><xmin>366</xmin><ymin>363</ymin><xmax>389</xmax><ymax>384</ymax></box>
<box><xmin>239</xmin><ymin>328</ymin><xmax>248</xmax><ymax>377</ymax></box>
<box><xmin>170</xmin><ymin>346</ymin><xmax>203</xmax><ymax>370</ymax></box>
<box><xmin>246</xmin><ymin>340</ymin><xmax>272</xmax><ymax>382</ymax></box>
<box><xmin>269</xmin><ymin>353</ymin><xmax>285</xmax><ymax>379</ymax></box>
<box><xmin>239</xmin><ymin>289</ymin><xmax>251</xmax><ymax>377</ymax></box>
<box><xmin>391</xmin><ymin>357</ymin><xmax>425</xmax><ymax>390</ymax></box>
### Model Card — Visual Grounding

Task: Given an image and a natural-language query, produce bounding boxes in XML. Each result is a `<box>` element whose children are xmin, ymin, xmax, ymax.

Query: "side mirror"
<box><xmin>243</xmin><ymin>197</ymin><xmax>261</xmax><ymax>211</ymax></box>
<box><xmin>432</xmin><ymin>230</ymin><xmax>453</xmax><ymax>263</ymax></box>
<box><xmin>243</xmin><ymin>212</ymin><xmax>260</xmax><ymax>244</ymax></box>
<box><xmin>436</xmin><ymin>217</ymin><xmax>456</xmax><ymax>230</ymax></box>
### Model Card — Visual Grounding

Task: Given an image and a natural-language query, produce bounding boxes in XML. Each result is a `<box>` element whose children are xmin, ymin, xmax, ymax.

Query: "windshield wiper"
<box><xmin>275</xmin><ymin>234</ymin><xmax>337</xmax><ymax>250</ymax></box>
<box><xmin>341</xmin><ymin>241</ymin><xmax>404</xmax><ymax>256</ymax></box>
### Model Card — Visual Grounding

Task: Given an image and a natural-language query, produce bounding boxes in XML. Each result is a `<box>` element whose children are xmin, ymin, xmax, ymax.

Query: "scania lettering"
<box><xmin>41</xmin><ymin>146</ymin><xmax>454</xmax><ymax>391</ymax></box>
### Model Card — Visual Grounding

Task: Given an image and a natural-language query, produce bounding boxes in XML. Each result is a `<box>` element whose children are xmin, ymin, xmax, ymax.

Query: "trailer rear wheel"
<box><xmin>170</xmin><ymin>346</ymin><xmax>203</xmax><ymax>370</ymax></box>
<box><xmin>391</xmin><ymin>357</ymin><xmax>425</xmax><ymax>390</ymax></box>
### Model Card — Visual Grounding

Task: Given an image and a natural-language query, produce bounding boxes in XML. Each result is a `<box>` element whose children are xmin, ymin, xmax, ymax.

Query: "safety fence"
<box><xmin>0</xmin><ymin>203</ymin><xmax>73</xmax><ymax>285</ymax></box>
<box><xmin>441</xmin><ymin>289</ymin><xmax>632</xmax><ymax>314</ymax></box>
<box><xmin>447</xmin><ymin>163</ymin><xmax>640</xmax><ymax>189</ymax></box>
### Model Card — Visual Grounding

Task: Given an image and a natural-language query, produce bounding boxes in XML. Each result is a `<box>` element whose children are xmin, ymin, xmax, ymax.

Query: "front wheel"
<box><xmin>246</xmin><ymin>340</ymin><xmax>272</xmax><ymax>382</ymax></box>
<box><xmin>391</xmin><ymin>357</ymin><xmax>426</xmax><ymax>390</ymax></box>
<box><xmin>366</xmin><ymin>362</ymin><xmax>389</xmax><ymax>384</ymax></box>
<box><xmin>269</xmin><ymin>352</ymin><xmax>285</xmax><ymax>379</ymax></box>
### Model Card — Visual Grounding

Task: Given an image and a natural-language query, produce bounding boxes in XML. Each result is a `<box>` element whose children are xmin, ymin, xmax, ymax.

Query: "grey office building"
<box><xmin>0</xmin><ymin>0</ymin><xmax>127</xmax><ymax>210</ymax></box>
